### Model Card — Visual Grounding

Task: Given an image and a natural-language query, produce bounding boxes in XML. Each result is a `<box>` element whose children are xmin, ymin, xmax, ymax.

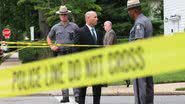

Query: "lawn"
<box><xmin>154</xmin><ymin>70</ymin><xmax>185</xmax><ymax>84</ymax></box>
<box><xmin>111</xmin><ymin>70</ymin><xmax>185</xmax><ymax>85</ymax></box>
<box><xmin>176</xmin><ymin>87</ymin><xmax>185</xmax><ymax>91</ymax></box>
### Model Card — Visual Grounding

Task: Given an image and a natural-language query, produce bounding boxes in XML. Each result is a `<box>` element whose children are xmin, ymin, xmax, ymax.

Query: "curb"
<box><xmin>27</xmin><ymin>85</ymin><xmax>185</xmax><ymax>97</ymax></box>
<box><xmin>28</xmin><ymin>92</ymin><xmax>185</xmax><ymax>97</ymax></box>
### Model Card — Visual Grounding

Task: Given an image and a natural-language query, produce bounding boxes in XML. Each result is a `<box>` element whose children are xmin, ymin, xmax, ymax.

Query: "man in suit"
<box><xmin>103</xmin><ymin>21</ymin><xmax>130</xmax><ymax>88</ymax></box>
<box><xmin>103</xmin><ymin>21</ymin><xmax>117</xmax><ymax>46</ymax></box>
<box><xmin>78</xmin><ymin>11</ymin><xmax>103</xmax><ymax>104</ymax></box>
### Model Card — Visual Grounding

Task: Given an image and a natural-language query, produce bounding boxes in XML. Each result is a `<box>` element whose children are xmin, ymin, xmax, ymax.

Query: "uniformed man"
<box><xmin>127</xmin><ymin>0</ymin><xmax>154</xmax><ymax>104</ymax></box>
<box><xmin>47</xmin><ymin>5</ymin><xmax>80</xmax><ymax>103</ymax></box>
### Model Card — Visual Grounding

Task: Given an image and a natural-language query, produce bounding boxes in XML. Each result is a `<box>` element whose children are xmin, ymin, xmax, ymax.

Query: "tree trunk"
<box><xmin>38</xmin><ymin>10</ymin><xmax>49</xmax><ymax>39</ymax></box>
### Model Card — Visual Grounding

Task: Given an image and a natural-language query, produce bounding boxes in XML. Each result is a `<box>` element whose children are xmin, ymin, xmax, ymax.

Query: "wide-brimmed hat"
<box><xmin>127</xmin><ymin>0</ymin><xmax>141</xmax><ymax>9</ymax></box>
<box><xmin>56</xmin><ymin>5</ymin><xmax>71</xmax><ymax>15</ymax></box>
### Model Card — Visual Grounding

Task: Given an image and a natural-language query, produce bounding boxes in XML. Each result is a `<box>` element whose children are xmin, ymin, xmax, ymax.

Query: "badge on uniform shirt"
<box><xmin>136</xmin><ymin>24</ymin><xmax>141</xmax><ymax>30</ymax></box>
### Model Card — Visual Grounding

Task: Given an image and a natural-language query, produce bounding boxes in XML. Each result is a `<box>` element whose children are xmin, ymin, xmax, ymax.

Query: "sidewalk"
<box><xmin>0</xmin><ymin>52</ymin><xmax>21</xmax><ymax>69</ymax></box>
<box><xmin>0</xmin><ymin>52</ymin><xmax>185</xmax><ymax>96</ymax></box>
<box><xmin>39</xmin><ymin>82</ymin><xmax>185</xmax><ymax>96</ymax></box>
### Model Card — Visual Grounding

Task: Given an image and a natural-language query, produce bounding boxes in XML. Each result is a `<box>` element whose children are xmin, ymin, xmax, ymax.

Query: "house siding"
<box><xmin>164</xmin><ymin>0</ymin><xmax>185</xmax><ymax>35</ymax></box>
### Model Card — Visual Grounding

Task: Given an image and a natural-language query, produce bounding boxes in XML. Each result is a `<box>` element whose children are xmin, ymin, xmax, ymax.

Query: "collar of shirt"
<box><xmin>86</xmin><ymin>24</ymin><xmax>93</xmax><ymax>31</ymax></box>
<box><xmin>60</xmin><ymin>21</ymin><xmax>70</xmax><ymax>27</ymax></box>
<box><xmin>106</xmin><ymin>29</ymin><xmax>113</xmax><ymax>33</ymax></box>
<box><xmin>135</xmin><ymin>13</ymin><xmax>144</xmax><ymax>23</ymax></box>
<box><xmin>86</xmin><ymin>24</ymin><xmax>97</xmax><ymax>39</ymax></box>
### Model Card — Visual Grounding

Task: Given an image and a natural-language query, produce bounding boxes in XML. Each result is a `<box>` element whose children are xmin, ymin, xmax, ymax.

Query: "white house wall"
<box><xmin>164</xmin><ymin>0</ymin><xmax>185</xmax><ymax>35</ymax></box>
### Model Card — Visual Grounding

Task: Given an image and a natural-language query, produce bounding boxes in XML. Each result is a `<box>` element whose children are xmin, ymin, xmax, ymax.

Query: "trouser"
<box><xmin>133</xmin><ymin>77</ymin><xmax>154</xmax><ymax>104</ymax></box>
<box><xmin>54</xmin><ymin>49</ymin><xmax>80</xmax><ymax>99</ymax></box>
<box><xmin>79</xmin><ymin>85</ymin><xmax>102</xmax><ymax>104</ymax></box>
<box><xmin>62</xmin><ymin>88</ymin><xmax>80</xmax><ymax>99</ymax></box>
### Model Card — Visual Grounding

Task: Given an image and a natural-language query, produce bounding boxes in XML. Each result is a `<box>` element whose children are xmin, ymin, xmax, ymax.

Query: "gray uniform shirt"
<box><xmin>48</xmin><ymin>22</ymin><xmax>79</xmax><ymax>52</ymax></box>
<box><xmin>103</xmin><ymin>29</ymin><xmax>117</xmax><ymax>45</ymax></box>
<box><xmin>129</xmin><ymin>14</ymin><xmax>153</xmax><ymax>41</ymax></box>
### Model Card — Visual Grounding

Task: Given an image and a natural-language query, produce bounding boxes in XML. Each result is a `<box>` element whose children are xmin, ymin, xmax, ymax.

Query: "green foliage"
<box><xmin>176</xmin><ymin>87</ymin><xmax>185</xmax><ymax>91</ymax></box>
<box><xmin>0</xmin><ymin>0</ymin><xmax>39</xmax><ymax>41</ymax></box>
<box><xmin>96</xmin><ymin>0</ymin><xmax>163</xmax><ymax>37</ymax></box>
<box><xmin>18</xmin><ymin>0</ymin><xmax>102</xmax><ymax>27</ymax></box>
<box><xmin>97</xmin><ymin>0</ymin><xmax>131</xmax><ymax>36</ymax></box>
<box><xmin>117</xmin><ymin>38</ymin><xmax>129</xmax><ymax>44</ymax></box>
<box><xmin>113</xmin><ymin>23</ymin><xmax>132</xmax><ymax>36</ymax></box>
<box><xmin>65</xmin><ymin>0</ymin><xmax>102</xmax><ymax>26</ymax></box>
<box><xmin>152</xmin><ymin>0</ymin><xmax>163</xmax><ymax>20</ymax></box>
<box><xmin>152</xmin><ymin>19</ymin><xmax>164</xmax><ymax>36</ymax></box>
<box><xmin>1</xmin><ymin>0</ymin><xmax>164</xmax><ymax>40</ymax></box>
<box><xmin>151</xmin><ymin>0</ymin><xmax>164</xmax><ymax>35</ymax></box>
<box><xmin>19</xmin><ymin>47</ymin><xmax>53</xmax><ymax>63</ymax></box>
<box><xmin>140</xmin><ymin>0</ymin><xmax>152</xmax><ymax>16</ymax></box>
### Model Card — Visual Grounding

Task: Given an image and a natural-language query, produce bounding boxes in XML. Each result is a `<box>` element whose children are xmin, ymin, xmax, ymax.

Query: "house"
<box><xmin>164</xmin><ymin>0</ymin><xmax>185</xmax><ymax>35</ymax></box>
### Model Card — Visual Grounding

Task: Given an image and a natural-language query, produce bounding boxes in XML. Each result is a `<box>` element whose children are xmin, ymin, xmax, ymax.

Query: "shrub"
<box><xmin>117</xmin><ymin>38</ymin><xmax>129</xmax><ymax>44</ymax></box>
<box><xmin>19</xmin><ymin>47</ymin><xmax>53</xmax><ymax>63</ymax></box>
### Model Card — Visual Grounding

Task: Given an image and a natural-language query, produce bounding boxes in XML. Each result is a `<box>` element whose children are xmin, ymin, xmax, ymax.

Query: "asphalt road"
<box><xmin>0</xmin><ymin>95</ymin><xmax>185</xmax><ymax>104</ymax></box>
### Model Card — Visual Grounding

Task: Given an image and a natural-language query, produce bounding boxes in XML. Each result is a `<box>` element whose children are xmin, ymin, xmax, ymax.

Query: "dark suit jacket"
<box><xmin>78</xmin><ymin>25</ymin><xmax>103</xmax><ymax>51</ymax></box>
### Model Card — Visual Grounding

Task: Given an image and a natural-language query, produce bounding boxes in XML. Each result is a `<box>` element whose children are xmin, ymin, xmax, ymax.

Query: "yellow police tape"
<box><xmin>1</xmin><ymin>45</ymin><xmax>101</xmax><ymax>48</ymax></box>
<box><xmin>0</xmin><ymin>41</ymin><xmax>47</xmax><ymax>45</ymax></box>
<box><xmin>1</xmin><ymin>46</ymin><xmax>49</xmax><ymax>48</ymax></box>
<box><xmin>0</xmin><ymin>33</ymin><xmax>185</xmax><ymax>98</ymax></box>
<box><xmin>0</xmin><ymin>41</ymin><xmax>102</xmax><ymax>47</ymax></box>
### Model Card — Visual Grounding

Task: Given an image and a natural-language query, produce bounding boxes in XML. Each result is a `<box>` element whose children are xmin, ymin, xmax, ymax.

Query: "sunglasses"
<box><xmin>60</xmin><ymin>14</ymin><xmax>68</xmax><ymax>16</ymax></box>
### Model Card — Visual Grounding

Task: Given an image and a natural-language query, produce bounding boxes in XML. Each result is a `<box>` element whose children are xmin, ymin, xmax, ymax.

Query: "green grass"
<box><xmin>110</xmin><ymin>70</ymin><xmax>185</xmax><ymax>85</ymax></box>
<box><xmin>176</xmin><ymin>87</ymin><xmax>185</xmax><ymax>91</ymax></box>
<box><xmin>154</xmin><ymin>70</ymin><xmax>185</xmax><ymax>84</ymax></box>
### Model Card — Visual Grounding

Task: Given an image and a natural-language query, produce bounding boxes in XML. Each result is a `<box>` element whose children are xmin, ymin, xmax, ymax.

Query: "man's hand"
<box><xmin>47</xmin><ymin>37</ymin><xmax>59</xmax><ymax>51</ymax></box>
<box><xmin>50</xmin><ymin>45</ymin><xmax>59</xmax><ymax>51</ymax></box>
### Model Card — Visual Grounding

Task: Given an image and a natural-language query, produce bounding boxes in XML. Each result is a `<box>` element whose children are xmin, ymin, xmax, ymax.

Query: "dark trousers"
<box><xmin>133</xmin><ymin>77</ymin><xmax>154</xmax><ymax>104</ymax></box>
<box><xmin>79</xmin><ymin>85</ymin><xmax>102</xmax><ymax>104</ymax></box>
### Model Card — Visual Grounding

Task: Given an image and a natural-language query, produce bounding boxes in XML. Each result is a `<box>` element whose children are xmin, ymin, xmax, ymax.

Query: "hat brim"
<box><xmin>56</xmin><ymin>10</ymin><xmax>71</xmax><ymax>14</ymax></box>
<box><xmin>127</xmin><ymin>4</ymin><xmax>141</xmax><ymax>10</ymax></box>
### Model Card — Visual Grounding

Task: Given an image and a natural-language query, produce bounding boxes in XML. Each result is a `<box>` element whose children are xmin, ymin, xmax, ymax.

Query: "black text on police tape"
<box><xmin>45</xmin><ymin>62</ymin><xmax>64</xmax><ymax>87</ymax></box>
<box><xmin>84</xmin><ymin>54</ymin><xmax>103</xmax><ymax>78</ymax></box>
<box><xmin>12</xmin><ymin>66</ymin><xmax>41</xmax><ymax>91</ymax></box>
<box><xmin>11</xmin><ymin>46</ymin><xmax>145</xmax><ymax>91</ymax></box>
<box><xmin>108</xmin><ymin>46</ymin><xmax>145</xmax><ymax>75</ymax></box>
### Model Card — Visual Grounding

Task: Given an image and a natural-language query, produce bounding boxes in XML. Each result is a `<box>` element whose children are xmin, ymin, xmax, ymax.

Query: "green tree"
<box><xmin>0</xmin><ymin>0</ymin><xmax>39</xmax><ymax>41</ymax></box>
<box><xmin>97</xmin><ymin>0</ymin><xmax>132</xmax><ymax>37</ymax></box>
<box><xmin>17</xmin><ymin>0</ymin><xmax>101</xmax><ymax>38</ymax></box>
<box><xmin>151</xmin><ymin>0</ymin><xmax>164</xmax><ymax>35</ymax></box>
<box><xmin>97</xmin><ymin>0</ymin><xmax>163</xmax><ymax>37</ymax></box>
<box><xmin>1</xmin><ymin>0</ymin><xmax>163</xmax><ymax>41</ymax></box>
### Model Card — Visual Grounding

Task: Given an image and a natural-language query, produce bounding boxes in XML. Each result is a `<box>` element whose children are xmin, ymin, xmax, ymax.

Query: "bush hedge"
<box><xmin>117</xmin><ymin>38</ymin><xmax>129</xmax><ymax>44</ymax></box>
<box><xmin>18</xmin><ymin>38</ymin><xmax>129</xmax><ymax>63</ymax></box>
<box><xmin>19</xmin><ymin>47</ymin><xmax>53</xmax><ymax>63</ymax></box>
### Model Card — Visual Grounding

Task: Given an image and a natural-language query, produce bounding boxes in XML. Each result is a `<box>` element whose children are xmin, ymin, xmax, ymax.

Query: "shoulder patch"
<box><xmin>136</xmin><ymin>24</ymin><xmax>141</xmax><ymax>30</ymax></box>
